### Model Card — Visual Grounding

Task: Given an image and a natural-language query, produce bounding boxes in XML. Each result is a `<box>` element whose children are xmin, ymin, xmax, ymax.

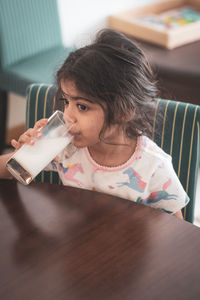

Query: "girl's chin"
<box><xmin>72</xmin><ymin>140</ymin><xmax>97</xmax><ymax>149</ymax></box>
<box><xmin>71</xmin><ymin>135</ymin><xmax>100</xmax><ymax>148</ymax></box>
<box><xmin>73</xmin><ymin>143</ymin><xmax>85</xmax><ymax>148</ymax></box>
<box><xmin>72</xmin><ymin>139</ymin><xmax>87</xmax><ymax>148</ymax></box>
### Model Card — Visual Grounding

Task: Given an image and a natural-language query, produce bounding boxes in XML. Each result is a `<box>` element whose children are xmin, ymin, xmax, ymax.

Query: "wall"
<box><xmin>7</xmin><ymin>0</ymin><xmax>161</xmax><ymax>137</ymax></box>
<box><xmin>58</xmin><ymin>0</ymin><xmax>162</xmax><ymax>48</ymax></box>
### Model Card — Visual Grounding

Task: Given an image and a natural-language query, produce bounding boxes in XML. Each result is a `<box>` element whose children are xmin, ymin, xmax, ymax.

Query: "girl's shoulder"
<box><xmin>138</xmin><ymin>135</ymin><xmax>171</xmax><ymax>162</ymax></box>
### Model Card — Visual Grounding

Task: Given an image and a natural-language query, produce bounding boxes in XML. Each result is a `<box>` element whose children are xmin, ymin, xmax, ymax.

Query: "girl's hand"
<box><xmin>11</xmin><ymin>119</ymin><xmax>48</xmax><ymax>150</ymax></box>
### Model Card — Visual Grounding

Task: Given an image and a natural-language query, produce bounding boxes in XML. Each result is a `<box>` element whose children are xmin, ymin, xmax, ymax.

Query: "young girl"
<box><xmin>0</xmin><ymin>29</ymin><xmax>189</xmax><ymax>219</ymax></box>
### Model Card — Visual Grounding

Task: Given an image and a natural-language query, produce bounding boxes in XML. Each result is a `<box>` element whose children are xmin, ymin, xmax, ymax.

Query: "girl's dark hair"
<box><xmin>57</xmin><ymin>28</ymin><xmax>157</xmax><ymax>139</ymax></box>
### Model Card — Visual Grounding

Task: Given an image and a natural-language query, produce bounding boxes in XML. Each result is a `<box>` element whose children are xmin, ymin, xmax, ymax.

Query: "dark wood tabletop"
<box><xmin>133</xmin><ymin>38</ymin><xmax>200</xmax><ymax>105</ymax></box>
<box><xmin>0</xmin><ymin>179</ymin><xmax>200</xmax><ymax>300</ymax></box>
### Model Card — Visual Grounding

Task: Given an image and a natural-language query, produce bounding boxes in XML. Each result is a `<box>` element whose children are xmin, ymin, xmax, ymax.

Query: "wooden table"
<box><xmin>135</xmin><ymin>39</ymin><xmax>200</xmax><ymax>105</ymax></box>
<box><xmin>0</xmin><ymin>179</ymin><xmax>200</xmax><ymax>300</ymax></box>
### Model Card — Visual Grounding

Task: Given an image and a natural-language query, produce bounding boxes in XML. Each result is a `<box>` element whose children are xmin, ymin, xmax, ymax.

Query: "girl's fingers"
<box><xmin>18</xmin><ymin>132</ymin><xmax>35</xmax><ymax>145</ymax></box>
<box><xmin>34</xmin><ymin>119</ymin><xmax>48</xmax><ymax>130</ymax></box>
<box><xmin>11</xmin><ymin>139</ymin><xmax>19</xmax><ymax>149</ymax></box>
<box><xmin>11</xmin><ymin>119</ymin><xmax>48</xmax><ymax>150</ymax></box>
<box><xmin>24</xmin><ymin>128</ymin><xmax>42</xmax><ymax>139</ymax></box>
<box><xmin>10</xmin><ymin>138</ymin><xmax>28</xmax><ymax>150</ymax></box>
<box><xmin>18</xmin><ymin>127</ymin><xmax>43</xmax><ymax>144</ymax></box>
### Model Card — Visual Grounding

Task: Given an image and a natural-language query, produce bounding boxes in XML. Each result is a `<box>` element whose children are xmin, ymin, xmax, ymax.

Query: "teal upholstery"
<box><xmin>152</xmin><ymin>99</ymin><xmax>200</xmax><ymax>223</ymax></box>
<box><xmin>26</xmin><ymin>84</ymin><xmax>200</xmax><ymax>223</ymax></box>
<box><xmin>0</xmin><ymin>0</ymin><xmax>73</xmax><ymax>153</ymax></box>
<box><xmin>0</xmin><ymin>47</ymin><xmax>70</xmax><ymax>96</ymax></box>
<box><xmin>26</xmin><ymin>84</ymin><xmax>62</xmax><ymax>185</ymax></box>
<box><xmin>0</xmin><ymin>0</ymin><xmax>62</xmax><ymax>68</ymax></box>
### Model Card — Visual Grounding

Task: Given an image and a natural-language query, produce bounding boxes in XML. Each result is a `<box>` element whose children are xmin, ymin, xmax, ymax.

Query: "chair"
<box><xmin>26</xmin><ymin>84</ymin><xmax>200</xmax><ymax>223</ymax></box>
<box><xmin>0</xmin><ymin>0</ymin><xmax>73</xmax><ymax>153</ymax></box>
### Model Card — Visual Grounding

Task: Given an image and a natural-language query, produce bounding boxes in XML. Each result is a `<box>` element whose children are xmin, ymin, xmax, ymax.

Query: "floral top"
<box><xmin>47</xmin><ymin>135</ymin><xmax>189</xmax><ymax>214</ymax></box>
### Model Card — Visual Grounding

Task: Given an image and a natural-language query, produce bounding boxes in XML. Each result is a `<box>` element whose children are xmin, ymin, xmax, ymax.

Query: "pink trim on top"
<box><xmin>84</xmin><ymin>136</ymin><xmax>143</xmax><ymax>172</ymax></box>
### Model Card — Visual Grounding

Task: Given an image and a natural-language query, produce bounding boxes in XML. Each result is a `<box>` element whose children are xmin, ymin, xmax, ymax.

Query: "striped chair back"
<box><xmin>152</xmin><ymin>99</ymin><xmax>200</xmax><ymax>223</ymax></box>
<box><xmin>26</xmin><ymin>84</ymin><xmax>62</xmax><ymax>185</ymax></box>
<box><xmin>26</xmin><ymin>84</ymin><xmax>200</xmax><ymax>223</ymax></box>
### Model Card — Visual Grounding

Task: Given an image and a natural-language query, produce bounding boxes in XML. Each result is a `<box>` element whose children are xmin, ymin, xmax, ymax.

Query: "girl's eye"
<box><xmin>60</xmin><ymin>97</ymin><xmax>88</xmax><ymax>111</ymax></box>
<box><xmin>64</xmin><ymin>99</ymin><xmax>69</xmax><ymax>105</ymax></box>
<box><xmin>77</xmin><ymin>104</ymin><xmax>88</xmax><ymax>111</ymax></box>
<box><xmin>60</xmin><ymin>98</ymin><xmax>69</xmax><ymax>105</ymax></box>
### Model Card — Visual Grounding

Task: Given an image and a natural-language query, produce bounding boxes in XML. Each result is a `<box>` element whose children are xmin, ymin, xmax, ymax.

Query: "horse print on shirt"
<box><xmin>58</xmin><ymin>162</ymin><xmax>84</xmax><ymax>187</ymax></box>
<box><xmin>117</xmin><ymin>167</ymin><xmax>147</xmax><ymax>192</ymax></box>
<box><xmin>137</xmin><ymin>178</ymin><xmax>177</xmax><ymax>205</ymax></box>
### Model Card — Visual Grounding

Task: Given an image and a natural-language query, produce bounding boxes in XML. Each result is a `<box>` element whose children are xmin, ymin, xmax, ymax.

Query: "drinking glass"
<box><xmin>6</xmin><ymin>110</ymin><xmax>73</xmax><ymax>185</ymax></box>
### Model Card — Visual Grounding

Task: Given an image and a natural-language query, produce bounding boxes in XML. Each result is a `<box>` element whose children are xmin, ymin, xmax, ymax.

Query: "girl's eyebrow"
<box><xmin>61</xmin><ymin>90</ymin><xmax>94</xmax><ymax>103</ymax></box>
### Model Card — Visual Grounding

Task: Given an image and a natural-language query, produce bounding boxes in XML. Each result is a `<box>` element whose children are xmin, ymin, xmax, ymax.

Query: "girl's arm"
<box><xmin>0</xmin><ymin>152</ymin><xmax>15</xmax><ymax>178</ymax></box>
<box><xmin>173</xmin><ymin>210</ymin><xmax>183</xmax><ymax>220</ymax></box>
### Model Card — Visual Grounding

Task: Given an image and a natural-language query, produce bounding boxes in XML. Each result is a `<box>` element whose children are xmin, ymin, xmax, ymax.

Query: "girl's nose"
<box><xmin>63</xmin><ymin>111</ymin><xmax>76</xmax><ymax>128</ymax></box>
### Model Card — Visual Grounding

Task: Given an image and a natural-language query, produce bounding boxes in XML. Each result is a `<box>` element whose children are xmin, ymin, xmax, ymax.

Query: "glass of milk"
<box><xmin>6</xmin><ymin>110</ymin><xmax>73</xmax><ymax>185</ymax></box>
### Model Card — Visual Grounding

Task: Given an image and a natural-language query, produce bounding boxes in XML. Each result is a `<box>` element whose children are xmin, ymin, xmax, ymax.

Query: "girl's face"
<box><xmin>61</xmin><ymin>80</ymin><xmax>107</xmax><ymax>148</ymax></box>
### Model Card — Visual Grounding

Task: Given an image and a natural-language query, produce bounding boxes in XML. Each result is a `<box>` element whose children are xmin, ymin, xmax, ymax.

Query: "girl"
<box><xmin>0</xmin><ymin>29</ymin><xmax>189</xmax><ymax>219</ymax></box>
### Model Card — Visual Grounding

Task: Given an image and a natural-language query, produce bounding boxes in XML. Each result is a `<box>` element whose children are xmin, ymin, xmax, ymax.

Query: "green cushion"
<box><xmin>0</xmin><ymin>46</ymin><xmax>73</xmax><ymax>96</ymax></box>
<box><xmin>0</xmin><ymin>0</ymin><xmax>62</xmax><ymax>68</ymax></box>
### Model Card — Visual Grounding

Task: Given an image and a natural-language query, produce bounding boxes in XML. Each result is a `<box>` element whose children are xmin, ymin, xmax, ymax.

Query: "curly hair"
<box><xmin>56</xmin><ymin>28</ymin><xmax>158</xmax><ymax>140</ymax></box>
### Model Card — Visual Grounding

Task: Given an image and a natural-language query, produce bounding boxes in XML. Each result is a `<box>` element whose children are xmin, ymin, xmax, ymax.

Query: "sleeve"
<box><xmin>140</xmin><ymin>159</ymin><xmax>190</xmax><ymax>214</ymax></box>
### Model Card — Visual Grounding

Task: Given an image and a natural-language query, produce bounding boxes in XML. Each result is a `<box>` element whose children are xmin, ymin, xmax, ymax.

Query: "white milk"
<box><xmin>12</xmin><ymin>136</ymin><xmax>70</xmax><ymax>178</ymax></box>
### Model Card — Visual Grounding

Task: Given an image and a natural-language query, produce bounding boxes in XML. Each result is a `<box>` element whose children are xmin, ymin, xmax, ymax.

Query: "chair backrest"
<box><xmin>26</xmin><ymin>84</ymin><xmax>62</xmax><ymax>185</ymax></box>
<box><xmin>26</xmin><ymin>84</ymin><xmax>200</xmax><ymax>223</ymax></box>
<box><xmin>0</xmin><ymin>0</ymin><xmax>62</xmax><ymax>68</ymax></box>
<box><xmin>152</xmin><ymin>99</ymin><xmax>200</xmax><ymax>223</ymax></box>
